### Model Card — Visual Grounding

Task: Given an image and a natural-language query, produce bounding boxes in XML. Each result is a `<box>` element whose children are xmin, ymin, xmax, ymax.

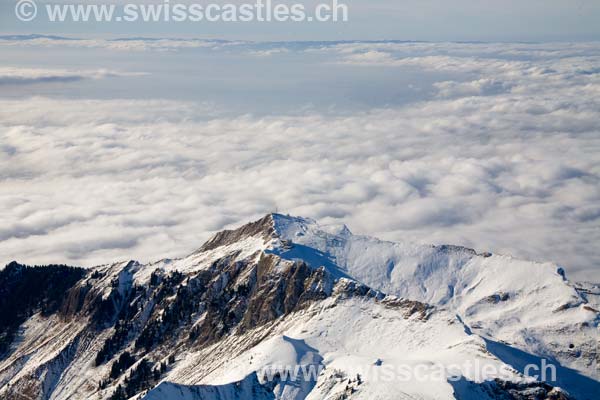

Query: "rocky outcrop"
<box><xmin>199</xmin><ymin>214</ymin><xmax>275</xmax><ymax>252</ymax></box>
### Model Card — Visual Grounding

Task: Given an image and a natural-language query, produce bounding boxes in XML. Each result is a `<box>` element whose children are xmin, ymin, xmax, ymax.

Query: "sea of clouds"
<box><xmin>1</xmin><ymin>38</ymin><xmax>599</xmax><ymax>281</ymax></box>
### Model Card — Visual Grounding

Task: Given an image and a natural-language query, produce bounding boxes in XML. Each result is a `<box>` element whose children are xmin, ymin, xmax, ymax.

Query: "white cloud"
<box><xmin>246</xmin><ymin>48</ymin><xmax>290</xmax><ymax>57</ymax></box>
<box><xmin>433</xmin><ymin>79</ymin><xmax>512</xmax><ymax>98</ymax></box>
<box><xmin>0</xmin><ymin>41</ymin><xmax>599</xmax><ymax>283</ymax></box>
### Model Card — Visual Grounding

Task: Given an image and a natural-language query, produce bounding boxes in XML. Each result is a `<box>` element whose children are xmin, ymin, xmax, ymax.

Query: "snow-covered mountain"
<box><xmin>0</xmin><ymin>214</ymin><xmax>597</xmax><ymax>400</ymax></box>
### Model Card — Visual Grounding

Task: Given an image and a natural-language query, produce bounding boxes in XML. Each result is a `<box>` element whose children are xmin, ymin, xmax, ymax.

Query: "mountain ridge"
<box><xmin>0</xmin><ymin>213</ymin><xmax>597</xmax><ymax>400</ymax></box>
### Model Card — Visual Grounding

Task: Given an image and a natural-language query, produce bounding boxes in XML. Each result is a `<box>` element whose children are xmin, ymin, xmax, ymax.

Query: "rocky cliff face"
<box><xmin>0</xmin><ymin>214</ymin><xmax>597</xmax><ymax>400</ymax></box>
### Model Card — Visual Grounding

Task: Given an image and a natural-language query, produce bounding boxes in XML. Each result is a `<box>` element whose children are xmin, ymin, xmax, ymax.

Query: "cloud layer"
<box><xmin>1</xmin><ymin>41</ymin><xmax>599</xmax><ymax>282</ymax></box>
<box><xmin>0</xmin><ymin>34</ymin><xmax>238</xmax><ymax>52</ymax></box>
<box><xmin>0</xmin><ymin>67</ymin><xmax>145</xmax><ymax>85</ymax></box>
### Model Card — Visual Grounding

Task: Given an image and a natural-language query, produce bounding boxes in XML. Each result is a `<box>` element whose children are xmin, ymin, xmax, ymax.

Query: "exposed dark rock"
<box><xmin>491</xmin><ymin>378</ymin><xmax>572</xmax><ymax>400</ymax></box>
<box><xmin>485</xmin><ymin>292</ymin><xmax>511</xmax><ymax>304</ymax></box>
<box><xmin>379</xmin><ymin>296</ymin><xmax>433</xmax><ymax>320</ymax></box>
<box><xmin>436</xmin><ymin>244</ymin><xmax>477</xmax><ymax>255</ymax></box>
<box><xmin>451</xmin><ymin>377</ymin><xmax>573</xmax><ymax>400</ymax></box>
<box><xmin>60</xmin><ymin>282</ymin><xmax>92</xmax><ymax>318</ymax></box>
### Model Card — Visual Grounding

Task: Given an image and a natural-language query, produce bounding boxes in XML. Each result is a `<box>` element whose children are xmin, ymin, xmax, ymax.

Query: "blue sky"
<box><xmin>1</xmin><ymin>0</ymin><xmax>600</xmax><ymax>41</ymax></box>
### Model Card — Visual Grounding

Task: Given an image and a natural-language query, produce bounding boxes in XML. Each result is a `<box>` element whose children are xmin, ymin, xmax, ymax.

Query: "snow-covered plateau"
<box><xmin>0</xmin><ymin>214</ymin><xmax>597</xmax><ymax>400</ymax></box>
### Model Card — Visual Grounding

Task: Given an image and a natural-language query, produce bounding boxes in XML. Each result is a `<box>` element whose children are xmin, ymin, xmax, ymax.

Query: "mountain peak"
<box><xmin>197</xmin><ymin>213</ymin><xmax>324</xmax><ymax>253</ymax></box>
<box><xmin>198</xmin><ymin>214</ymin><xmax>277</xmax><ymax>252</ymax></box>
<box><xmin>271</xmin><ymin>213</ymin><xmax>353</xmax><ymax>239</ymax></box>
<box><xmin>139</xmin><ymin>213</ymin><xmax>598</xmax><ymax>398</ymax></box>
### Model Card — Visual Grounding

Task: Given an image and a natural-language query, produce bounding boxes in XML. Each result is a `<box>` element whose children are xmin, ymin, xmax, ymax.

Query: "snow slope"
<box><xmin>267</xmin><ymin>214</ymin><xmax>599</xmax><ymax>383</ymax></box>
<box><xmin>195</xmin><ymin>296</ymin><xmax>512</xmax><ymax>400</ymax></box>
